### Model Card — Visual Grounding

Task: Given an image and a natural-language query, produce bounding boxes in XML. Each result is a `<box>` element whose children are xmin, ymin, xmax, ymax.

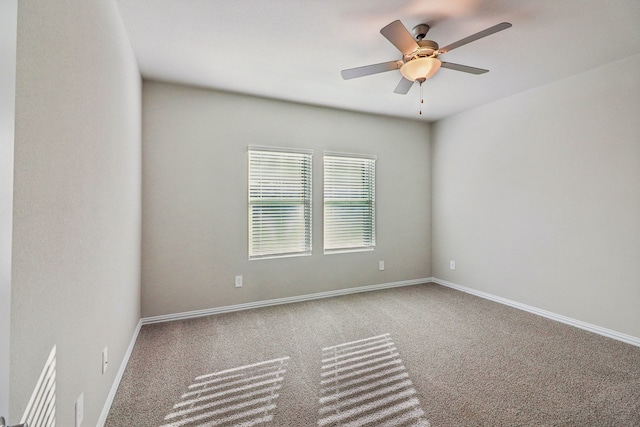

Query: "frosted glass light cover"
<box><xmin>400</xmin><ymin>57</ymin><xmax>442</xmax><ymax>82</ymax></box>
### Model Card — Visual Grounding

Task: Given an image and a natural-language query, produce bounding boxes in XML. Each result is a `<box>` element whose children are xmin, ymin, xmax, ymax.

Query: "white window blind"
<box><xmin>324</xmin><ymin>153</ymin><xmax>376</xmax><ymax>254</ymax></box>
<box><xmin>248</xmin><ymin>148</ymin><xmax>312</xmax><ymax>259</ymax></box>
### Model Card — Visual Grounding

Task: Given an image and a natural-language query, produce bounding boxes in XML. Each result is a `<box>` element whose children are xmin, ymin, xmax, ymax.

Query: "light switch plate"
<box><xmin>102</xmin><ymin>347</ymin><xmax>108</xmax><ymax>374</ymax></box>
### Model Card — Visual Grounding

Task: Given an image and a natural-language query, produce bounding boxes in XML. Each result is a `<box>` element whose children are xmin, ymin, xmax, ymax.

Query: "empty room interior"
<box><xmin>2</xmin><ymin>0</ymin><xmax>640</xmax><ymax>426</ymax></box>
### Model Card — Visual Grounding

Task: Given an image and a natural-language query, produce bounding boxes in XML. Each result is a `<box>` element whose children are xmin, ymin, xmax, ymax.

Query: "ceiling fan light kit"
<box><xmin>400</xmin><ymin>57</ymin><xmax>441</xmax><ymax>83</ymax></box>
<box><xmin>341</xmin><ymin>19</ymin><xmax>512</xmax><ymax>101</ymax></box>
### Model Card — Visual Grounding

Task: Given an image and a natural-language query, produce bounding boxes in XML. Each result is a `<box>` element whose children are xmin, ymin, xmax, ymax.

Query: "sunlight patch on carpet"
<box><xmin>160</xmin><ymin>356</ymin><xmax>289</xmax><ymax>427</ymax></box>
<box><xmin>318</xmin><ymin>333</ymin><xmax>430</xmax><ymax>427</ymax></box>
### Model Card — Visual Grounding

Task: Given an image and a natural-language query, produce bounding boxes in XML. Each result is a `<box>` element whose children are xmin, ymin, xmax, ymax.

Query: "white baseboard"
<box><xmin>141</xmin><ymin>278</ymin><xmax>431</xmax><ymax>325</ymax></box>
<box><xmin>97</xmin><ymin>319</ymin><xmax>142</xmax><ymax>427</ymax></box>
<box><xmin>431</xmin><ymin>277</ymin><xmax>640</xmax><ymax>348</ymax></box>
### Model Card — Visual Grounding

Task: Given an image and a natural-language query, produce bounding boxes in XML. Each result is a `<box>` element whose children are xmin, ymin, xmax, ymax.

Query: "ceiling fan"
<box><xmin>341</xmin><ymin>20</ymin><xmax>512</xmax><ymax>95</ymax></box>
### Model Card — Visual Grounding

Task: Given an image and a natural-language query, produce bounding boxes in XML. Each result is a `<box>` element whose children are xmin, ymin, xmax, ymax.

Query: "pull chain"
<box><xmin>419</xmin><ymin>80</ymin><xmax>424</xmax><ymax>116</ymax></box>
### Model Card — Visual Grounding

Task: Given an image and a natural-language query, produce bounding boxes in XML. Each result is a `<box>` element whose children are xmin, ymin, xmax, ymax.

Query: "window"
<box><xmin>324</xmin><ymin>153</ymin><xmax>376</xmax><ymax>254</ymax></box>
<box><xmin>248</xmin><ymin>147</ymin><xmax>312</xmax><ymax>259</ymax></box>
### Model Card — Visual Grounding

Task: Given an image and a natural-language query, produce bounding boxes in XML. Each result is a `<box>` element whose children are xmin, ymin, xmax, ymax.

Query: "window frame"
<box><xmin>247</xmin><ymin>146</ymin><xmax>313</xmax><ymax>260</ymax></box>
<box><xmin>323</xmin><ymin>152</ymin><xmax>377</xmax><ymax>255</ymax></box>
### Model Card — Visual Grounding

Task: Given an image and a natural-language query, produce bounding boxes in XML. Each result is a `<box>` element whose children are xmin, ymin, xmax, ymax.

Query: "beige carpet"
<box><xmin>106</xmin><ymin>283</ymin><xmax>640</xmax><ymax>426</ymax></box>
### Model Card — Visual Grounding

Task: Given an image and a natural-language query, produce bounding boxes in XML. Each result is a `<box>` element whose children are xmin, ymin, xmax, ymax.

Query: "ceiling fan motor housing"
<box><xmin>404</xmin><ymin>39</ymin><xmax>439</xmax><ymax>62</ymax></box>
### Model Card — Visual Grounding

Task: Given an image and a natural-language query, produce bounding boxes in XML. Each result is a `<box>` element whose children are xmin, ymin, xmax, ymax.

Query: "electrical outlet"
<box><xmin>76</xmin><ymin>393</ymin><xmax>84</xmax><ymax>427</ymax></box>
<box><xmin>379</xmin><ymin>261</ymin><xmax>385</xmax><ymax>271</ymax></box>
<box><xmin>102</xmin><ymin>347</ymin><xmax>108</xmax><ymax>374</ymax></box>
<box><xmin>235</xmin><ymin>275</ymin><xmax>243</xmax><ymax>287</ymax></box>
<box><xmin>449</xmin><ymin>260</ymin><xmax>456</xmax><ymax>270</ymax></box>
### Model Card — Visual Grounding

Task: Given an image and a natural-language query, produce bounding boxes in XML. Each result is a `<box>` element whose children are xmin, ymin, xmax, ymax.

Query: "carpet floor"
<box><xmin>105</xmin><ymin>283</ymin><xmax>640</xmax><ymax>426</ymax></box>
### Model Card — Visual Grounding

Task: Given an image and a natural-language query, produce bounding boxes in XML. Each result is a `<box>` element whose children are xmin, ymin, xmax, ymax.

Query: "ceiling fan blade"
<box><xmin>440</xmin><ymin>61</ymin><xmax>489</xmax><ymax>74</ymax></box>
<box><xmin>394</xmin><ymin>77</ymin><xmax>414</xmax><ymax>95</ymax></box>
<box><xmin>380</xmin><ymin>20</ymin><xmax>419</xmax><ymax>55</ymax></box>
<box><xmin>438</xmin><ymin>22</ymin><xmax>512</xmax><ymax>53</ymax></box>
<box><xmin>341</xmin><ymin>60</ymin><xmax>402</xmax><ymax>80</ymax></box>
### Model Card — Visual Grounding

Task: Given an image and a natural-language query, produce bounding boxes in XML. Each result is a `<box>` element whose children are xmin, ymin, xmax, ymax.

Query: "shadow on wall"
<box><xmin>21</xmin><ymin>345</ymin><xmax>56</xmax><ymax>427</ymax></box>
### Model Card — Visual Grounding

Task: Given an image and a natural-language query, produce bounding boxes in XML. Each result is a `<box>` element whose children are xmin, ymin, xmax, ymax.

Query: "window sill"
<box><xmin>323</xmin><ymin>247</ymin><xmax>375</xmax><ymax>255</ymax></box>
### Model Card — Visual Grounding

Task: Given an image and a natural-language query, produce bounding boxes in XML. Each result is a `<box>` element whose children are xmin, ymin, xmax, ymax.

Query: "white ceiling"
<box><xmin>115</xmin><ymin>0</ymin><xmax>640</xmax><ymax>121</ymax></box>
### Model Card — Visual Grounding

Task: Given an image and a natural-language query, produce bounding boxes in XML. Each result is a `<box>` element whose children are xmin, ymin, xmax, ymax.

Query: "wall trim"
<box><xmin>431</xmin><ymin>277</ymin><xmax>640</xmax><ymax>348</ymax></box>
<box><xmin>141</xmin><ymin>278</ymin><xmax>431</xmax><ymax>325</ymax></box>
<box><xmin>97</xmin><ymin>319</ymin><xmax>142</xmax><ymax>427</ymax></box>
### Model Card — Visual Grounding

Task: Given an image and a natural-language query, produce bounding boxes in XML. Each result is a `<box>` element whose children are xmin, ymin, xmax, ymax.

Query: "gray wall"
<box><xmin>141</xmin><ymin>81</ymin><xmax>432</xmax><ymax>318</ymax></box>
<box><xmin>11</xmin><ymin>0</ymin><xmax>141</xmax><ymax>424</ymax></box>
<box><xmin>432</xmin><ymin>53</ymin><xmax>640</xmax><ymax>338</ymax></box>
<box><xmin>0</xmin><ymin>0</ymin><xmax>17</xmax><ymax>416</ymax></box>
